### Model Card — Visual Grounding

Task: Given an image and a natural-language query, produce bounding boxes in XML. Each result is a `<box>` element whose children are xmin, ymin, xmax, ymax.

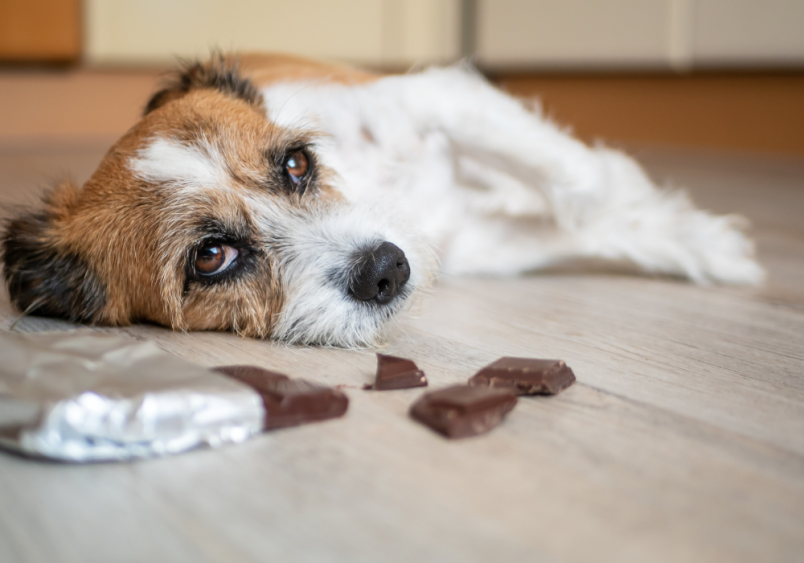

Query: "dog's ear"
<box><xmin>144</xmin><ymin>54</ymin><xmax>264</xmax><ymax>115</ymax></box>
<box><xmin>2</xmin><ymin>182</ymin><xmax>107</xmax><ymax>323</ymax></box>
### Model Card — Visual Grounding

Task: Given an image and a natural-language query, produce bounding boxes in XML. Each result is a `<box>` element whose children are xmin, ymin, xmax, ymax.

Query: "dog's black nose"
<box><xmin>350</xmin><ymin>242</ymin><xmax>410</xmax><ymax>304</ymax></box>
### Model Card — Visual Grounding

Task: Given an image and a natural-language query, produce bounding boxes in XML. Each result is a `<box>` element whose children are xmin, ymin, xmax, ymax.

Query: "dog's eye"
<box><xmin>195</xmin><ymin>242</ymin><xmax>239</xmax><ymax>276</ymax></box>
<box><xmin>285</xmin><ymin>150</ymin><xmax>309</xmax><ymax>184</ymax></box>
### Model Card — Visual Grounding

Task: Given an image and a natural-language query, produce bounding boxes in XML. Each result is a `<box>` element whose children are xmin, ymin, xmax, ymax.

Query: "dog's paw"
<box><xmin>579</xmin><ymin>187</ymin><xmax>765</xmax><ymax>286</ymax></box>
<box><xmin>577</xmin><ymin>150</ymin><xmax>765</xmax><ymax>286</ymax></box>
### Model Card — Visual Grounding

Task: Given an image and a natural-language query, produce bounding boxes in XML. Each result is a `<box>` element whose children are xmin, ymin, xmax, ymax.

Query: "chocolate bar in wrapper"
<box><xmin>0</xmin><ymin>331</ymin><xmax>265</xmax><ymax>462</ymax></box>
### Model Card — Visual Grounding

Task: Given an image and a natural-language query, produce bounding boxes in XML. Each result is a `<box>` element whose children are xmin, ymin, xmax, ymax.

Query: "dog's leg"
<box><xmin>379</xmin><ymin>67</ymin><xmax>764</xmax><ymax>285</ymax></box>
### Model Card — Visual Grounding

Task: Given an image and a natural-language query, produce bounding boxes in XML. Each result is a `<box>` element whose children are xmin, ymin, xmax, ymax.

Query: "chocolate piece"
<box><xmin>213</xmin><ymin>365</ymin><xmax>289</xmax><ymax>384</ymax></box>
<box><xmin>372</xmin><ymin>353</ymin><xmax>428</xmax><ymax>390</ymax></box>
<box><xmin>213</xmin><ymin>365</ymin><xmax>348</xmax><ymax>430</ymax></box>
<box><xmin>468</xmin><ymin>357</ymin><xmax>576</xmax><ymax>395</ymax></box>
<box><xmin>409</xmin><ymin>385</ymin><xmax>517</xmax><ymax>439</ymax></box>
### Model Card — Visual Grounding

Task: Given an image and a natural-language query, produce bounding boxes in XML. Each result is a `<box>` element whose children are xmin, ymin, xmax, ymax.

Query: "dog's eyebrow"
<box><xmin>192</xmin><ymin>214</ymin><xmax>255</xmax><ymax>242</ymax></box>
<box><xmin>129</xmin><ymin>136</ymin><xmax>229</xmax><ymax>189</ymax></box>
<box><xmin>263</xmin><ymin>135</ymin><xmax>316</xmax><ymax>165</ymax></box>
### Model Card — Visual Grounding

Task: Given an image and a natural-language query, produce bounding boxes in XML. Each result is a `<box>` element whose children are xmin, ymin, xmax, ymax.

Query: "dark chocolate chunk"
<box><xmin>213</xmin><ymin>365</ymin><xmax>289</xmax><ymax>384</ymax></box>
<box><xmin>468</xmin><ymin>357</ymin><xmax>576</xmax><ymax>395</ymax></box>
<box><xmin>371</xmin><ymin>353</ymin><xmax>428</xmax><ymax>390</ymax></box>
<box><xmin>409</xmin><ymin>385</ymin><xmax>517</xmax><ymax>439</ymax></box>
<box><xmin>213</xmin><ymin>365</ymin><xmax>348</xmax><ymax>430</ymax></box>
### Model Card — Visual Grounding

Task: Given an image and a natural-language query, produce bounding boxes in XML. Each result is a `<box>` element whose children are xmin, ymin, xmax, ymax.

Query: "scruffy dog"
<box><xmin>2</xmin><ymin>54</ymin><xmax>762</xmax><ymax>347</ymax></box>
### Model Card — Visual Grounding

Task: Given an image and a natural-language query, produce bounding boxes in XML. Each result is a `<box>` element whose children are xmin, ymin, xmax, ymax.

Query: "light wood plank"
<box><xmin>1</xmin><ymin>147</ymin><xmax>803</xmax><ymax>562</ymax></box>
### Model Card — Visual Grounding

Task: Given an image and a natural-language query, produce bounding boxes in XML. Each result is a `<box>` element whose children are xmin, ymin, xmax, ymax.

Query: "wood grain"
<box><xmin>0</xmin><ymin>146</ymin><xmax>803</xmax><ymax>563</ymax></box>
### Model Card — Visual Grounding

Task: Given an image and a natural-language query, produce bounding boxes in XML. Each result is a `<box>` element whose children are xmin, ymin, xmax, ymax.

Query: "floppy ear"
<box><xmin>2</xmin><ymin>182</ymin><xmax>106</xmax><ymax>323</ymax></box>
<box><xmin>144</xmin><ymin>54</ymin><xmax>264</xmax><ymax>115</ymax></box>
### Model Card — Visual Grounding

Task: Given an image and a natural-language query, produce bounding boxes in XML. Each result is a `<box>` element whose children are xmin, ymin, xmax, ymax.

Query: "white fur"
<box><xmin>130</xmin><ymin>137</ymin><xmax>230</xmax><ymax>192</ymax></box>
<box><xmin>245</xmin><ymin>197</ymin><xmax>435</xmax><ymax>347</ymax></box>
<box><xmin>261</xmin><ymin>66</ymin><xmax>764</xmax><ymax>285</ymax></box>
<box><xmin>127</xmin><ymin>65</ymin><xmax>763</xmax><ymax>347</ymax></box>
<box><xmin>128</xmin><ymin>136</ymin><xmax>435</xmax><ymax>347</ymax></box>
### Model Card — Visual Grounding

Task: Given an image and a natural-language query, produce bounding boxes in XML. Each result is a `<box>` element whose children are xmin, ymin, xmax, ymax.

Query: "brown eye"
<box><xmin>195</xmin><ymin>243</ymin><xmax>238</xmax><ymax>276</ymax></box>
<box><xmin>285</xmin><ymin>150</ymin><xmax>309</xmax><ymax>184</ymax></box>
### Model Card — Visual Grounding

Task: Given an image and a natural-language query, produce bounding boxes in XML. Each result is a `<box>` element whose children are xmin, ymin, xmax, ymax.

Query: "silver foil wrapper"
<box><xmin>0</xmin><ymin>331</ymin><xmax>265</xmax><ymax>462</ymax></box>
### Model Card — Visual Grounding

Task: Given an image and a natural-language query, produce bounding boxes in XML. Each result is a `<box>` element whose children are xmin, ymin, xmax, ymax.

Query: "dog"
<box><xmin>1</xmin><ymin>53</ymin><xmax>763</xmax><ymax>347</ymax></box>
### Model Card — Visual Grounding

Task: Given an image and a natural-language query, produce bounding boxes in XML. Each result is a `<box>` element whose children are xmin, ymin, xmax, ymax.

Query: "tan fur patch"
<box><xmin>28</xmin><ymin>83</ymin><xmax>340</xmax><ymax>334</ymax></box>
<box><xmin>3</xmin><ymin>53</ymin><xmax>368</xmax><ymax>340</ymax></box>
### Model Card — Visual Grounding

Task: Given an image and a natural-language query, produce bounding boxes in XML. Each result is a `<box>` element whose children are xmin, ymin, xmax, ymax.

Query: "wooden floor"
<box><xmin>1</xmin><ymin>141</ymin><xmax>804</xmax><ymax>562</ymax></box>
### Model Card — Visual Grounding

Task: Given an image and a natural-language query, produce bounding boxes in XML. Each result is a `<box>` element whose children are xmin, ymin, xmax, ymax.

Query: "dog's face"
<box><xmin>2</xmin><ymin>59</ymin><xmax>433</xmax><ymax>347</ymax></box>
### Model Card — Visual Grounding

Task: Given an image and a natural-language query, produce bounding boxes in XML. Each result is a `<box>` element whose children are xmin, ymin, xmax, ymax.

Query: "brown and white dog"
<box><xmin>1</xmin><ymin>53</ymin><xmax>763</xmax><ymax>347</ymax></box>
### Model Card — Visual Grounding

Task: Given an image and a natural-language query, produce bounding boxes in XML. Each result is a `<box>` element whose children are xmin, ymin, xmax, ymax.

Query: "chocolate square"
<box><xmin>409</xmin><ymin>385</ymin><xmax>517</xmax><ymax>439</ymax></box>
<box><xmin>468</xmin><ymin>357</ymin><xmax>575</xmax><ymax>395</ymax></box>
<box><xmin>371</xmin><ymin>353</ymin><xmax>428</xmax><ymax>390</ymax></box>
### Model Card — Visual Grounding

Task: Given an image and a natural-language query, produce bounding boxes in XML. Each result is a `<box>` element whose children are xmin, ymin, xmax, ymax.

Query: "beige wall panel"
<box><xmin>475</xmin><ymin>0</ymin><xmax>673</xmax><ymax>68</ymax></box>
<box><xmin>693</xmin><ymin>0</ymin><xmax>804</xmax><ymax>65</ymax></box>
<box><xmin>382</xmin><ymin>0</ymin><xmax>461</xmax><ymax>65</ymax></box>
<box><xmin>85</xmin><ymin>0</ymin><xmax>461</xmax><ymax>67</ymax></box>
<box><xmin>85</xmin><ymin>0</ymin><xmax>385</xmax><ymax>65</ymax></box>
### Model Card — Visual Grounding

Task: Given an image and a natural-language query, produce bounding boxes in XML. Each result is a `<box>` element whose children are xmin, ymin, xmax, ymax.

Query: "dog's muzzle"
<box><xmin>349</xmin><ymin>242</ymin><xmax>410</xmax><ymax>305</ymax></box>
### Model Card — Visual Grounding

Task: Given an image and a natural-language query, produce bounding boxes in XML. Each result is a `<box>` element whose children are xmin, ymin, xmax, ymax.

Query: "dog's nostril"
<box><xmin>377</xmin><ymin>279</ymin><xmax>391</xmax><ymax>293</ymax></box>
<box><xmin>350</xmin><ymin>242</ymin><xmax>410</xmax><ymax>305</ymax></box>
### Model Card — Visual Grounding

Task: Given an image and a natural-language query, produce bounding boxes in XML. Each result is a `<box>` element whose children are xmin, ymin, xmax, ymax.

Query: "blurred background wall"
<box><xmin>1</xmin><ymin>0</ymin><xmax>803</xmax><ymax>156</ymax></box>
<box><xmin>475</xmin><ymin>0</ymin><xmax>804</xmax><ymax>70</ymax></box>
<box><xmin>62</xmin><ymin>0</ymin><xmax>804</xmax><ymax>70</ymax></box>
<box><xmin>33</xmin><ymin>0</ymin><xmax>804</xmax><ymax>70</ymax></box>
<box><xmin>82</xmin><ymin>0</ymin><xmax>461</xmax><ymax>68</ymax></box>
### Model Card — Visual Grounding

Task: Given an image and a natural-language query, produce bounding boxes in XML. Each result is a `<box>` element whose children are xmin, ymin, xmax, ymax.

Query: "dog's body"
<box><xmin>2</xmin><ymin>53</ymin><xmax>763</xmax><ymax>346</ymax></box>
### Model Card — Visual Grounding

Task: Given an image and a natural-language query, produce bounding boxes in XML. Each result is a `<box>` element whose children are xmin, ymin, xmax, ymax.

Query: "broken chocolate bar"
<box><xmin>468</xmin><ymin>357</ymin><xmax>575</xmax><ymax>395</ymax></box>
<box><xmin>371</xmin><ymin>353</ymin><xmax>428</xmax><ymax>390</ymax></box>
<box><xmin>409</xmin><ymin>385</ymin><xmax>517</xmax><ymax>439</ymax></box>
<box><xmin>213</xmin><ymin>365</ymin><xmax>289</xmax><ymax>384</ymax></box>
<box><xmin>213</xmin><ymin>365</ymin><xmax>348</xmax><ymax>430</ymax></box>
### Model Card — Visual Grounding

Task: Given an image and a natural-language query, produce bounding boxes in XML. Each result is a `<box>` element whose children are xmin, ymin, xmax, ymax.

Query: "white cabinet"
<box><xmin>476</xmin><ymin>0</ymin><xmax>673</xmax><ymax>68</ymax></box>
<box><xmin>693</xmin><ymin>0</ymin><xmax>804</xmax><ymax>65</ymax></box>
<box><xmin>475</xmin><ymin>0</ymin><xmax>804</xmax><ymax>69</ymax></box>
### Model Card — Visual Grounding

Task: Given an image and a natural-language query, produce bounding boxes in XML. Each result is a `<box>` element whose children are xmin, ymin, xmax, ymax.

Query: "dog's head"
<box><xmin>2</xmin><ymin>57</ymin><xmax>434</xmax><ymax>347</ymax></box>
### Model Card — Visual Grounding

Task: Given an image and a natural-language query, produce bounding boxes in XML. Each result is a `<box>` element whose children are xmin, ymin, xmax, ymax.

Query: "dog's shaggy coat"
<box><xmin>1</xmin><ymin>54</ymin><xmax>763</xmax><ymax>347</ymax></box>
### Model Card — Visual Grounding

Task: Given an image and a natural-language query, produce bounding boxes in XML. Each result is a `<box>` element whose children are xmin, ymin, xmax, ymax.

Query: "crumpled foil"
<box><xmin>0</xmin><ymin>331</ymin><xmax>265</xmax><ymax>462</ymax></box>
